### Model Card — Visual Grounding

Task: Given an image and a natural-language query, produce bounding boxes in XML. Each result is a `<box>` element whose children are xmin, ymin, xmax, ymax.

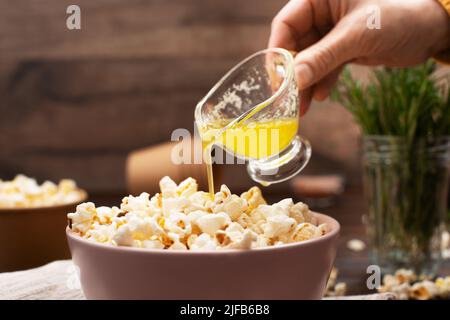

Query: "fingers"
<box><xmin>312</xmin><ymin>66</ymin><xmax>343</xmax><ymax>101</ymax></box>
<box><xmin>299</xmin><ymin>87</ymin><xmax>313</xmax><ymax>116</ymax></box>
<box><xmin>298</xmin><ymin>67</ymin><xmax>342</xmax><ymax>117</ymax></box>
<box><xmin>269</xmin><ymin>0</ymin><xmax>313</xmax><ymax>50</ymax></box>
<box><xmin>294</xmin><ymin>21</ymin><xmax>355</xmax><ymax>90</ymax></box>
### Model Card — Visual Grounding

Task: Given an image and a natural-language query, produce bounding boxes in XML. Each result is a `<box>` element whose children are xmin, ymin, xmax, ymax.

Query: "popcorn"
<box><xmin>241</xmin><ymin>186</ymin><xmax>266</xmax><ymax>213</ymax></box>
<box><xmin>395</xmin><ymin>269</ymin><xmax>417</xmax><ymax>284</ymax></box>
<box><xmin>378</xmin><ymin>269</ymin><xmax>450</xmax><ymax>300</ymax></box>
<box><xmin>176</xmin><ymin>177</ymin><xmax>198</xmax><ymax>198</ymax></box>
<box><xmin>262</xmin><ymin>215</ymin><xmax>296</xmax><ymax>238</ymax></box>
<box><xmin>333</xmin><ymin>283</ymin><xmax>347</xmax><ymax>297</ymax></box>
<box><xmin>289</xmin><ymin>202</ymin><xmax>315</xmax><ymax>224</ymax></box>
<box><xmin>435</xmin><ymin>276</ymin><xmax>450</xmax><ymax>298</ymax></box>
<box><xmin>67</xmin><ymin>202</ymin><xmax>97</xmax><ymax>234</ymax></box>
<box><xmin>324</xmin><ymin>267</ymin><xmax>347</xmax><ymax>297</ymax></box>
<box><xmin>291</xmin><ymin>223</ymin><xmax>323</xmax><ymax>242</ymax></box>
<box><xmin>121</xmin><ymin>193</ymin><xmax>151</xmax><ymax>214</ymax></box>
<box><xmin>190</xmin><ymin>233</ymin><xmax>217</xmax><ymax>251</ymax></box>
<box><xmin>227</xmin><ymin>230</ymin><xmax>256</xmax><ymax>249</ymax></box>
<box><xmin>210</xmin><ymin>185</ymin><xmax>248</xmax><ymax>220</ymax></box>
<box><xmin>86</xmin><ymin>223</ymin><xmax>116</xmax><ymax>243</ymax></box>
<box><xmin>387</xmin><ymin>282</ymin><xmax>411</xmax><ymax>300</ymax></box>
<box><xmin>159</xmin><ymin>176</ymin><xmax>178</xmax><ymax>198</ymax></box>
<box><xmin>142</xmin><ymin>239</ymin><xmax>164</xmax><ymax>249</ymax></box>
<box><xmin>113</xmin><ymin>224</ymin><xmax>134</xmax><ymax>247</ymax></box>
<box><xmin>0</xmin><ymin>175</ymin><xmax>83</xmax><ymax>208</ymax></box>
<box><xmin>410</xmin><ymin>281</ymin><xmax>439</xmax><ymax>300</ymax></box>
<box><xmin>197</xmin><ymin>212</ymin><xmax>231</xmax><ymax>235</ymax></box>
<box><xmin>346</xmin><ymin>239</ymin><xmax>366</xmax><ymax>252</ymax></box>
<box><xmin>68</xmin><ymin>176</ymin><xmax>328</xmax><ymax>251</ymax></box>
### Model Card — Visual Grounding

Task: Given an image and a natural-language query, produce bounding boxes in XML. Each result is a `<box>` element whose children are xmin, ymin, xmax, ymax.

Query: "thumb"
<box><xmin>294</xmin><ymin>24</ymin><xmax>357</xmax><ymax>90</ymax></box>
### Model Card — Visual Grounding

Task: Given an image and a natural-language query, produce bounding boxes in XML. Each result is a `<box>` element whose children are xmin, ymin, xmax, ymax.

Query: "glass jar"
<box><xmin>363</xmin><ymin>136</ymin><xmax>450</xmax><ymax>276</ymax></box>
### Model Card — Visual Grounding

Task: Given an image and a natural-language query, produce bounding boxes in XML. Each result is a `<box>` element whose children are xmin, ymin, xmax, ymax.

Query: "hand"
<box><xmin>269</xmin><ymin>0</ymin><xmax>450</xmax><ymax>115</ymax></box>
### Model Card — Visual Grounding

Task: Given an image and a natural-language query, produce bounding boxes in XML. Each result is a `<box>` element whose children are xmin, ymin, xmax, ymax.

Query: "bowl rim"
<box><xmin>66</xmin><ymin>212</ymin><xmax>340</xmax><ymax>255</ymax></box>
<box><xmin>0</xmin><ymin>190</ymin><xmax>88</xmax><ymax>213</ymax></box>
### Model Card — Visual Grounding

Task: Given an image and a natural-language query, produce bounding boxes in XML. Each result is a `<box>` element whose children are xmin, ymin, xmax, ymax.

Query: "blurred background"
<box><xmin>0</xmin><ymin>0</ymin><xmax>361</xmax><ymax>199</ymax></box>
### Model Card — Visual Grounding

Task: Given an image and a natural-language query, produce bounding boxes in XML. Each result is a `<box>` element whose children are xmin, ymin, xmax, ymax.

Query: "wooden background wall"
<box><xmin>0</xmin><ymin>0</ymin><xmax>361</xmax><ymax>195</ymax></box>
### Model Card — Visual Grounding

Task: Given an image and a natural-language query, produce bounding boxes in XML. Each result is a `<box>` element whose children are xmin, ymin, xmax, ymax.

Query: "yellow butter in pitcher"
<box><xmin>200</xmin><ymin>118</ymin><xmax>298</xmax><ymax>159</ymax></box>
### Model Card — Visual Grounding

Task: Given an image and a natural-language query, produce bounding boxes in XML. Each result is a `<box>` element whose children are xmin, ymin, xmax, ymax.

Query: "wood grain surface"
<box><xmin>0</xmin><ymin>0</ymin><xmax>362</xmax><ymax>193</ymax></box>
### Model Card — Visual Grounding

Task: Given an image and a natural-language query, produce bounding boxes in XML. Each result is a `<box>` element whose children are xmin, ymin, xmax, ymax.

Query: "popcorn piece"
<box><xmin>69</xmin><ymin>176</ymin><xmax>328</xmax><ymax>251</ymax></box>
<box><xmin>190</xmin><ymin>234</ymin><xmax>217</xmax><ymax>251</ymax></box>
<box><xmin>289</xmin><ymin>202</ymin><xmax>314</xmax><ymax>224</ymax></box>
<box><xmin>253</xmin><ymin>235</ymin><xmax>270</xmax><ymax>248</ymax></box>
<box><xmin>126</xmin><ymin>215</ymin><xmax>162</xmax><ymax>240</ymax></box>
<box><xmin>215</xmin><ymin>196</ymin><xmax>247</xmax><ymax>220</ymax></box>
<box><xmin>326</xmin><ymin>268</ymin><xmax>338</xmax><ymax>293</ymax></box>
<box><xmin>159</xmin><ymin>176</ymin><xmax>178</xmax><ymax>198</ymax></box>
<box><xmin>318</xmin><ymin>223</ymin><xmax>330</xmax><ymax>235</ymax></box>
<box><xmin>165</xmin><ymin>212</ymin><xmax>191</xmax><ymax>236</ymax></box>
<box><xmin>390</xmin><ymin>283</ymin><xmax>411</xmax><ymax>300</ymax></box>
<box><xmin>41</xmin><ymin>181</ymin><xmax>58</xmax><ymax>195</ymax></box>
<box><xmin>224</xmin><ymin>222</ymin><xmax>245</xmax><ymax>242</ymax></box>
<box><xmin>176</xmin><ymin>177</ymin><xmax>198</xmax><ymax>198</ymax></box>
<box><xmin>291</xmin><ymin>223</ymin><xmax>322</xmax><ymax>242</ymax></box>
<box><xmin>121</xmin><ymin>193</ymin><xmax>150</xmax><ymax>214</ymax></box>
<box><xmin>86</xmin><ymin>224</ymin><xmax>115</xmax><ymax>243</ymax></box>
<box><xmin>241</xmin><ymin>186</ymin><xmax>266</xmax><ymax>213</ymax></box>
<box><xmin>395</xmin><ymin>269</ymin><xmax>417</xmax><ymax>284</ymax></box>
<box><xmin>410</xmin><ymin>280</ymin><xmax>439</xmax><ymax>300</ymax></box>
<box><xmin>334</xmin><ymin>283</ymin><xmax>347</xmax><ymax>296</ymax></box>
<box><xmin>96</xmin><ymin>206</ymin><xmax>118</xmax><ymax>224</ymax></box>
<box><xmin>167</xmin><ymin>233</ymin><xmax>188</xmax><ymax>250</ymax></box>
<box><xmin>197</xmin><ymin>212</ymin><xmax>231</xmax><ymax>235</ymax></box>
<box><xmin>324</xmin><ymin>268</ymin><xmax>348</xmax><ymax>298</ymax></box>
<box><xmin>435</xmin><ymin>276</ymin><xmax>450</xmax><ymax>298</ymax></box>
<box><xmin>59</xmin><ymin>179</ymin><xmax>77</xmax><ymax>193</ymax></box>
<box><xmin>162</xmin><ymin>197</ymin><xmax>189</xmax><ymax>216</ymax></box>
<box><xmin>227</xmin><ymin>229</ymin><xmax>256</xmax><ymax>249</ymax></box>
<box><xmin>262</xmin><ymin>215</ymin><xmax>296</xmax><ymax>238</ymax></box>
<box><xmin>186</xmin><ymin>210</ymin><xmax>208</xmax><ymax>235</ymax></box>
<box><xmin>14</xmin><ymin>175</ymin><xmax>40</xmax><ymax>195</ymax></box>
<box><xmin>346</xmin><ymin>239</ymin><xmax>366</xmax><ymax>252</ymax></box>
<box><xmin>113</xmin><ymin>224</ymin><xmax>134</xmax><ymax>247</ymax></box>
<box><xmin>186</xmin><ymin>191</ymin><xmax>210</xmax><ymax>212</ymax></box>
<box><xmin>379</xmin><ymin>274</ymin><xmax>397</xmax><ymax>289</ymax></box>
<box><xmin>68</xmin><ymin>202</ymin><xmax>97</xmax><ymax>234</ymax></box>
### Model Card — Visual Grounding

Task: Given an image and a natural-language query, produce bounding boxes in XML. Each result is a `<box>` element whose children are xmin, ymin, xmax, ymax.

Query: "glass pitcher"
<box><xmin>195</xmin><ymin>48</ymin><xmax>311</xmax><ymax>186</ymax></box>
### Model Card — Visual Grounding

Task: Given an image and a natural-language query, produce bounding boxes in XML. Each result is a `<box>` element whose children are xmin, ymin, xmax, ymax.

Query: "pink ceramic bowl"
<box><xmin>66</xmin><ymin>212</ymin><xmax>339</xmax><ymax>300</ymax></box>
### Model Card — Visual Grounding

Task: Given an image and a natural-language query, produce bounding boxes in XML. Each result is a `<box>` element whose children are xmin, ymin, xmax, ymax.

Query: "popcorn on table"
<box><xmin>68</xmin><ymin>176</ymin><xmax>329</xmax><ymax>251</ymax></box>
<box><xmin>378</xmin><ymin>268</ymin><xmax>450</xmax><ymax>300</ymax></box>
<box><xmin>0</xmin><ymin>174</ymin><xmax>83</xmax><ymax>208</ymax></box>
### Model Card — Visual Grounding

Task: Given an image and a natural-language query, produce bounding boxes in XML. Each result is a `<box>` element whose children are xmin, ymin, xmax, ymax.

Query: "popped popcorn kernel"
<box><xmin>197</xmin><ymin>212</ymin><xmax>231</xmax><ymax>235</ymax></box>
<box><xmin>410</xmin><ymin>281</ymin><xmax>439</xmax><ymax>300</ymax></box>
<box><xmin>68</xmin><ymin>202</ymin><xmax>97</xmax><ymax>234</ymax></box>
<box><xmin>68</xmin><ymin>177</ymin><xmax>328</xmax><ymax>251</ymax></box>
<box><xmin>241</xmin><ymin>186</ymin><xmax>266</xmax><ymax>213</ymax></box>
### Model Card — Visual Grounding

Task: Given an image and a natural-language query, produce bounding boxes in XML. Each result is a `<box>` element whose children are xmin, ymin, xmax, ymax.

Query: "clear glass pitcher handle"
<box><xmin>246</xmin><ymin>135</ymin><xmax>311</xmax><ymax>185</ymax></box>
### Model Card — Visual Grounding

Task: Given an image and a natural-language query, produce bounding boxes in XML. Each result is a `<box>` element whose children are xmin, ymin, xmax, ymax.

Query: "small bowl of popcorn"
<box><xmin>0</xmin><ymin>175</ymin><xmax>87</xmax><ymax>272</ymax></box>
<box><xmin>67</xmin><ymin>176</ymin><xmax>339</xmax><ymax>300</ymax></box>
